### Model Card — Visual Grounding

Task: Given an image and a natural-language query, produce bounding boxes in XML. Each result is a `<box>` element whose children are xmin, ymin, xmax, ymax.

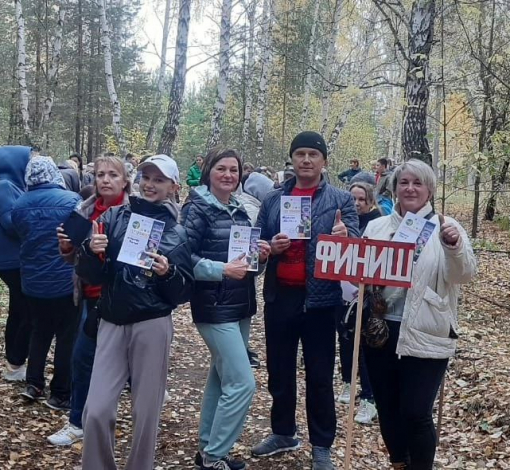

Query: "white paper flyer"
<box><xmin>228</xmin><ymin>225</ymin><xmax>261</xmax><ymax>272</ymax></box>
<box><xmin>117</xmin><ymin>213</ymin><xmax>166</xmax><ymax>269</ymax></box>
<box><xmin>280</xmin><ymin>196</ymin><xmax>312</xmax><ymax>239</ymax></box>
<box><xmin>392</xmin><ymin>212</ymin><xmax>436</xmax><ymax>261</ymax></box>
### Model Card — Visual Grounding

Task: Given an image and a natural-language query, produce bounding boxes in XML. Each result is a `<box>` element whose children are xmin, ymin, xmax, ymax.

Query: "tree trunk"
<box><xmin>14</xmin><ymin>0</ymin><xmax>31</xmax><ymax>141</ymax></box>
<box><xmin>485</xmin><ymin>158</ymin><xmax>510</xmax><ymax>221</ymax></box>
<box><xmin>146</xmin><ymin>0</ymin><xmax>173</xmax><ymax>150</ymax></box>
<box><xmin>255</xmin><ymin>0</ymin><xmax>273</xmax><ymax>163</ymax></box>
<box><xmin>75</xmin><ymin>0</ymin><xmax>84</xmax><ymax>153</ymax></box>
<box><xmin>401</xmin><ymin>0</ymin><xmax>436</xmax><ymax>165</ymax></box>
<box><xmin>240</xmin><ymin>0</ymin><xmax>256</xmax><ymax>152</ymax></box>
<box><xmin>299</xmin><ymin>0</ymin><xmax>320</xmax><ymax>131</ymax></box>
<box><xmin>320</xmin><ymin>0</ymin><xmax>343</xmax><ymax>136</ymax></box>
<box><xmin>328</xmin><ymin>104</ymin><xmax>355</xmax><ymax>156</ymax></box>
<box><xmin>99</xmin><ymin>0</ymin><xmax>126</xmax><ymax>156</ymax></box>
<box><xmin>86</xmin><ymin>23</ymin><xmax>96</xmax><ymax>162</ymax></box>
<box><xmin>208</xmin><ymin>0</ymin><xmax>233</xmax><ymax>150</ymax></box>
<box><xmin>158</xmin><ymin>0</ymin><xmax>191</xmax><ymax>155</ymax></box>
<box><xmin>39</xmin><ymin>4</ymin><xmax>66</xmax><ymax>149</ymax></box>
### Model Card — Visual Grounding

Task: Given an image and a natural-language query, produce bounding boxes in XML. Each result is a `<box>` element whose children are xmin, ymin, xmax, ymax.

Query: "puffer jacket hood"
<box><xmin>0</xmin><ymin>146</ymin><xmax>31</xmax><ymax>190</ymax></box>
<box><xmin>0</xmin><ymin>146</ymin><xmax>31</xmax><ymax>270</ymax></box>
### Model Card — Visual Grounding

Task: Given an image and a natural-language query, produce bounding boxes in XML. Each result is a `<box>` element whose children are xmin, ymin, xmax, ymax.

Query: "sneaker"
<box><xmin>194</xmin><ymin>452</ymin><xmax>246</xmax><ymax>470</ymax></box>
<box><xmin>20</xmin><ymin>384</ymin><xmax>45</xmax><ymax>401</ymax></box>
<box><xmin>354</xmin><ymin>399</ymin><xmax>378</xmax><ymax>424</ymax></box>
<box><xmin>45</xmin><ymin>395</ymin><xmax>71</xmax><ymax>411</ymax></box>
<box><xmin>252</xmin><ymin>434</ymin><xmax>300</xmax><ymax>457</ymax></box>
<box><xmin>3</xmin><ymin>363</ymin><xmax>26</xmax><ymax>382</ymax></box>
<box><xmin>200</xmin><ymin>460</ymin><xmax>230</xmax><ymax>470</ymax></box>
<box><xmin>311</xmin><ymin>446</ymin><xmax>336</xmax><ymax>470</ymax></box>
<box><xmin>163</xmin><ymin>389</ymin><xmax>170</xmax><ymax>405</ymax></box>
<box><xmin>47</xmin><ymin>422</ymin><xmax>83</xmax><ymax>446</ymax></box>
<box><xmin>247</xmin><ymin>350</ymin><xmax>260</xmax><ymax>369</ymax></box>
<box><xmin>337</xmin><ymin>382</ymin><xmax>351</xmax><ymax>404</ymax></box>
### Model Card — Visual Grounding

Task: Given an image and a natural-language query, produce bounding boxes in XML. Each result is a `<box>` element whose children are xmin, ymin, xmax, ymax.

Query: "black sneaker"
<box><xmin>195</xmin><ymin>452</ymin><xmax>246</xmax><ymax>470</ymax></box>
<box><xmin>20</xmin><ymin>384</ymin><xmax>45</xmax><ymax>401</ymax></box>
<box><xmin>45</xmin><ymin>395</ymin><xmax>71</xmax><ymax>411</ymax></box>
<box><xmin>247</xmin><ymin>349</ymin><xmax>260</xmax><ymax>369</ymax></box>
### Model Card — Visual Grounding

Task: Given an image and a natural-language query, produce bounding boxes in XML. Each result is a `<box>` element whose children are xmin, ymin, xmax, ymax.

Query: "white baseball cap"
<box><xmin>138</xmin><ymin>154</ymin><xmax>180</xmax><ymax>183</ymax></box>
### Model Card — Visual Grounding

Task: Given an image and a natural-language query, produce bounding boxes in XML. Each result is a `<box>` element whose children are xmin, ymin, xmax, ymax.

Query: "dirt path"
<box><xmin>0</xmin><ymin>217</ymin><xmax>509</xmax><ymax>469</ymax></box>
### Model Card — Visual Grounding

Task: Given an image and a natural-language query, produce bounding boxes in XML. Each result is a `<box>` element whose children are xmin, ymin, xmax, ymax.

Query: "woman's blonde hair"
<box><xmin>93</xmin><ymin>156</ymin><xmax>131</xmax><ymax>196</ymax></box>
<box><xmin>349</xmin><ymin>181</ymin><xmax>376</xmax><ymax>208</ymax></box>
<box><xmin>390</xmin><ymin>159</ymin><xmax>436</xmax><ymax>196</ymax></box>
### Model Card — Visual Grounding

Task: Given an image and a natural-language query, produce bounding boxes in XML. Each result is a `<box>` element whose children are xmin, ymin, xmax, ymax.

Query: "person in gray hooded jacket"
<box><xmin>237</xmin><ymin>171</ymin><xmax>275</xmax><ymax>225</ymax></box>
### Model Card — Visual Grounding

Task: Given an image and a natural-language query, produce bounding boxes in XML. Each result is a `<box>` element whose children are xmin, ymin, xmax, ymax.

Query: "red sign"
<box><xmin>314</xmin><ymin>235</ymin><xmax>416</xmax><ymax>288</ymax></box>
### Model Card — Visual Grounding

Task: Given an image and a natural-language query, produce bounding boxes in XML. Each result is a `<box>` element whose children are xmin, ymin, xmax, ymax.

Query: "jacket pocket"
<box><xmin>410</xmin><ymin>287</ymin><xmax>452</xmax><ymax>338</ymax></box>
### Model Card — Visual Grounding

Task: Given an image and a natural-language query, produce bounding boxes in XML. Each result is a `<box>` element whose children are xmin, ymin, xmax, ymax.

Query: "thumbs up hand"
<box><xmin>438</xmin><ymin>214</ymin><xmax>460</xmax><ymax>246</ymax></box>
<box><xmin>89</xmin><ymin>220</ymin><xmax>109</xmax><ymax>254</ymax></box>
<box><xmin>331</xmin><ymin>209</ymin><xmax>348</xmax><ymax>237</ymax></box>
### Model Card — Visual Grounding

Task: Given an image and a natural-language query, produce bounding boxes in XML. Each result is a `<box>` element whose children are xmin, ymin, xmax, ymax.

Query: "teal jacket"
<box><xmin>186</xmin><ymin>164</ymin><xmax>202</xmax><ymax>187</ymax></box>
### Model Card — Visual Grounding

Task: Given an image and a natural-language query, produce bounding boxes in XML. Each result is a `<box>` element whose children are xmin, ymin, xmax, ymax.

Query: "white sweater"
<box><xmin>363</xmin><ymin>202</ymin><xmax>477</xmax><ymax>359</ymax></box>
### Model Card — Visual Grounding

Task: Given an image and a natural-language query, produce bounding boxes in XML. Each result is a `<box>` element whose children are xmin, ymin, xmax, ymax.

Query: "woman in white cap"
<box><xmin>76</xmin><ymin>154</ymin><xmax>193</xmax><ymax>470</ymax></box>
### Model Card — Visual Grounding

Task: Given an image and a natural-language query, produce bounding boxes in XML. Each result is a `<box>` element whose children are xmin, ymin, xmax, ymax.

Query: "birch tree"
<box><xmin>39</xmin><ymin>5</ymin><xmax>66</xmax><ymax>148</ymax></box>
<box><xmin>320</xmin><ymin>0</ymin><xmax>343</xmax><ymax>135</ymax></box>
<box><xmin>15</xmin><ymin>0</ymin><xmax>31</xmax><ymax>141</ymax></box>
<box><xmin>299</xmin><ymin>0</ymin><xmax>320</xmax><ymax>131</ymax></box>
<box><xmin>240</xmin><ymin>0</ymin><xmax>256</xmax><ymax>152</ymax></box>
<box><xmin>146</xmin><ymin>0</ymin><xmax>173</xmax><ymax>150</ymax></box>
<box><xmin>208</xmin><ymin>0</ymin><xmax>233</xmax><ymax>149</ymax></box>
<box><xmin>98</xmin><ymin>0</ymin><xmax>126</xmax><ymax>156</ymax></box>
<box><xmin>158</xmin><ymin>0</ymin><xmax>192</xmax><ymax>155</ymax></box>
<box><xmin>255</xmin><ymin>0</ymin><xmax>273</xmax><ymax>162</ymax></box>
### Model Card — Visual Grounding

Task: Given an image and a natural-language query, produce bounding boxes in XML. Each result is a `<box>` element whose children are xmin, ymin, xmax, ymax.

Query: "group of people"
<box><xmin>0</xmin><ymin>130</ymin><xmax>476</xmax><ymax>470</ymax></box>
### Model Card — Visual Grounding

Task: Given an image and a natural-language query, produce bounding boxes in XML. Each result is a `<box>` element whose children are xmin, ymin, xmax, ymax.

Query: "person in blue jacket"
<box><xmin>12</xmin><ymin>156</ymin><xmax>81</xmax><ymax>409</ymax></box>
<box><xmin>0</xmin><ymin>145</ymin><xmax>31</xmax><ymax>382</ymax></box>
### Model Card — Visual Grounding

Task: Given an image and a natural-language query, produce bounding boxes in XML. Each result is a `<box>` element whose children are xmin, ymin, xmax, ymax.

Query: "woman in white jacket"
<box><xmin>362</xmin><ymin>159</ymin><xmax>476</xmax><ymax>470</ymax></box>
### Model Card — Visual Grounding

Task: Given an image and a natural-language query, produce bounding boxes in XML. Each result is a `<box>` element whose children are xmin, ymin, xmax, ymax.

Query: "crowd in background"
<box><xmin>0</xmin><ymin>138</ymin><xmax>476</xmax><ymax>470</ymax></box>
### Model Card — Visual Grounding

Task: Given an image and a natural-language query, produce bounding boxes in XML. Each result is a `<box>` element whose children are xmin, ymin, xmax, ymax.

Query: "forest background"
<box><xmin>1</xmin><ymin>0</ymin><xmax>510</xmax><ymax>236</ymax></box>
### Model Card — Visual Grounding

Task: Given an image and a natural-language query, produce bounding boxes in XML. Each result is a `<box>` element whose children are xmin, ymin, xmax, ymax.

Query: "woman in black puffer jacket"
<box><xmin>76</xmin><ymin>155</ymin><xmax>193</xmax><ymax>470</ymax></box>
<box><xmin>181</xmin><ymin>148</ymin><xmax>270</xmax><ymax>470</ymax></box>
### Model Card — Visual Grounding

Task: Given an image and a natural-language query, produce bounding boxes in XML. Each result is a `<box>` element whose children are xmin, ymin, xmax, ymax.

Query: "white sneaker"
<box><xmin>3</xmin><ymin>363</ymin><xmax>26</xmax><ymax>382</ymax></box>
<box><xmin>47</xmin><ymin>422</ymin><xmax>84</xmax><ymax>446</ymax></box>
<box><xmin>354</xmin><ymin>399</ymin><xmax>378</xmax><ymax>424</ymax></box>
<box><xmin>337</xmin><ymin>382</ymin><xmax>351</xmax><ymax>404</ymax></box>
<box><xmin>163</xmin><ymin>389</ymin><xmax>170</xmax><ymax>405</ymax></box>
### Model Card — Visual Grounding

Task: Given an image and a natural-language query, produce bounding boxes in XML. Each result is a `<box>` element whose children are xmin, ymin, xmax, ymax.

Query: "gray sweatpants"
<box><xmin>81</xmin><ymin>316</ymin><xmax>173</xmax><ymax>470</ymax></box>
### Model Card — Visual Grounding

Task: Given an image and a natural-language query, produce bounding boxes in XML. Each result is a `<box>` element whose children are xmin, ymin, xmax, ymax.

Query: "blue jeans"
<box><xmin>70</xmin><ymin>299</ymin><xmax>97</xmax><ymax>428</ymax></box>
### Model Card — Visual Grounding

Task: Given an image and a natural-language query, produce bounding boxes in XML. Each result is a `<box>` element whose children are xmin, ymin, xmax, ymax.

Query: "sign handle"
<box><xmin>344</xmin><ymin>282</ymin><xmax>365</xmax><ymax>469</ymax></box>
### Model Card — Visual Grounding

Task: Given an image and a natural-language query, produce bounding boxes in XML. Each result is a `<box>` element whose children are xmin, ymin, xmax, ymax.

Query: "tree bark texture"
<box><xmin>39</xmin><ymin>4</ymin><xmax>66</xmax><ymax>147</ymax></box>
<box><xmin>158</xmin><ymin>0</ymin><xmax>191</xmax><ymax>155</ymax></box>
<box><xmin>208</xmin><ymin>0</ymin><xmax>233</xmax><ymax>150</ymax></box>
<box><xmin>255</xmin><ymin>0</ymin><xmax>273</xmax><ymax>163</ymax></box>
<box><xmin>75</xmin><ymin>0</ymin><xmax>84</xmax><ymax>153</ymax></box>
<box><xmin>320</xmin><ymin>0</ymin><xmax>343</xmax><ymax>136</ymax></box>
<box><xmin>146</xmin><ymin>0</ymin><xmax>173</xmax><ymax>150</ymax></box>
<box><xmin>98</xmin><ymin>0</ymin><xmax>126</xmax><ymax>156</ymax></box>
<box><xmin>241</xmin><ymin>0</ymin><xmax>256</xmax><ymax>152</ymax></box>
<box><xmin>299</xmin><ymin>0</ymin><xmax>320</xmax><ymax>131</ymax></box>
<box><xmin>401</xmin><ymin>0</ymin><xmax>436</xmax><ymax>166</ymax></box>
<box><xmin>15</xmin><ymin>0</ymin><xmax>31</xmax><ymax>141</ymax></box>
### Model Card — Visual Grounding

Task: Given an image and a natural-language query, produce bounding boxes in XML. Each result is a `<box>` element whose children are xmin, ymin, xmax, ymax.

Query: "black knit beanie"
<box><xmin>289</xmin><ymin>131</ymin><xmax>328</xmax><ymax>159</ymax></box>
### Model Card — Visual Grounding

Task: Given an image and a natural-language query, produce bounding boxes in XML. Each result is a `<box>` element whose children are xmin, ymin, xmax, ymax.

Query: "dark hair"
<box><xmin>79</xmin><ymin>184</ymin><xmax>95</xmax><ymax>200</ymax></box>
<box><xmin>350</xmin><ymin>159</ymin><xmax>359</xmax><ymax>166</ymax></box>
<box><xmin>70</xmin><ymin>153</ymin><xmax>83</xmax><ymax>170</ymax></box>
<box><xmin>377</xmin><ymin>158</ymin><xmax>388</xmax><ymax>167</ymax></box>
<box><xmin>200</xmin><ymin>147</ymin><xmax>243</xmax><ymax>190</ymax></box>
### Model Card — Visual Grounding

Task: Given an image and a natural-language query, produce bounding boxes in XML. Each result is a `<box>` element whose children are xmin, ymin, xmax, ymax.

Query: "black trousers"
<box><xmin>363</xmin><ymin>320</ymin><xmax>448</xmax><ymax>469</ymax></box>
<box><xmin>264</xmin><ymin>286</ymin><xmax>337</xmax><ymax>448</ymax></box>
<box><xmin>26</xmin><ymin>295</ymin><xmax>80</xmax><ymax>399</ymax></box>
<box><xmin>0</xmin><ymin>269</ymin><xmax>31</xmax><ymax>366</ymax></box>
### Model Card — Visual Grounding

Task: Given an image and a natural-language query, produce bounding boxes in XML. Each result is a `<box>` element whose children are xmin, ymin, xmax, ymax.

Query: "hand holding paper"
<box><xmin>224</xmin><ymin>253</ymin><xmax>248</xmax><ymax>280</ymax></box>
<box><xmin>89</xmin><ymin>220</ymin><xmax>108</xmax><ymax>255</ymax></box>
<box><xmin>146</xmin><ymin>252</ymin><xmax>170</xmax><ymax>276</ymax></box>
<box><xmin>258</xmin><ymin>240</ymin><xmax>271</xmax><ymax>263</ymax></box>
<box><xmin>439</xmin><ymin>214</ymin><xmax>460</xmax><ymax>246</ymax></box>
<box><xmin>331</xmin><ymin>209</ymin><xmax>348</xmax><ymax>237</ymax></box>
<box><xmin>270</xmin><ymin>233</ymin><xmax>291</xmax><ymax>255</ymax></box>
<box><xmin>56</xmin><ymin>224</ymin><xmax>73</xmax><ymax>253</ymax></box>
